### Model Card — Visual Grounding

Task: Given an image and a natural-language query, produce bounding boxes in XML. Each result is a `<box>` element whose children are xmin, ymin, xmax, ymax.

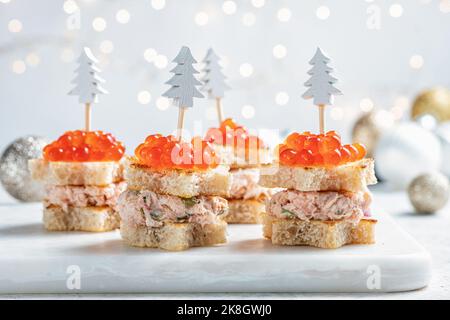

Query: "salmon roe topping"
<box><xmin>277</xmin><ymin>131</ymin><xmax>366</xmax><ymax>167</ymax></box>
<box><xmin>135</xmin><ymin>134</ymin><xmax>219</xmax><ymax>171</ymax></box>
<box><xmin>205</xmin><ymin>118</ymin><xmax>266</xmax><ymax>151</ymax></box>
<box><xmin>43</xmin><ymin>130</ymin><xmax>125</xmax><ymax>162</ymax></box>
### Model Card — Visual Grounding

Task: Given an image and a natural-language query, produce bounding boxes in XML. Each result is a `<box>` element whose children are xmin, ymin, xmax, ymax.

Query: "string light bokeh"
<box><xmin>0</xmin><ymin>0</ymin><xmax>450</xmax><ymax>151</ymax></box>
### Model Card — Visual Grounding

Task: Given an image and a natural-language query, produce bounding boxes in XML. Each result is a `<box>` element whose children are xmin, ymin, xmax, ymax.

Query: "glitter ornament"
<box><xmin>352</xmin><ymin>110</ymin><xmax>395</xmax><ymax>158</ymax></box>
<box><xmin>0</xmin><ymin>136</ymin><xmax>49</xmax><ymax>202</ymax></box>
<box><xmin>408</xmin><ymin>172</ymin><xmax>449</xmax><ymax>213</ymax></box>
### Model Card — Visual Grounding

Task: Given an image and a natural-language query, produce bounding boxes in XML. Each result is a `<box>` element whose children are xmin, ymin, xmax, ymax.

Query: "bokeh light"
<box><xmin>195</xmin><ymin>12</ymin><xmax>209</xmax><ymax>26</ymax></box>
<box><xmin>25</xmin><ymin>53</ymin><xmax>40</xmax><ymax>67</ymax></box>
<box><xmin>251</xmin><ymin>0</ymin><xmax>265</xmax><ymax>8</ymax></box>
<box><xmin>389</xmin><ymin>4</ymin><xmax>403</xmax><ymax>18</ymax></box>
<box><xmin>439</xmin><ymin>0</ymin><xmax>450</xmax><ymax>13</ymax></box>
<box><xmin>100</xmin><ymin>40</ymin><xmax>114</xmax><ymax>54</ymax></box>
<box><xmin>241</xmin><ymin>105</ymin><xmax>256</xmax><ymax>119</ymax></box>
<box><xmin>92</xmin><ymin>17</ymin><xmax>107</xmax><ymax>32</ymax></box>
<box><xmin>409</xmin><ymin>54</ymin><xmax>424</xmax><ymax>69</ymax></box>
<box><xmin>116</xmin><ymin>9</ymin><xmax>130</xmax><ymax>24</ymax></box>
<box><xmin>222</xmin><ymin>1</ymin><xmax>237</xmax><ymax>15</ymax></box>
<box><xmin>154</xmin><ymin>54</ymin><xmax>168</xmax><ymax>69</ymax></box>
<box><xmin>275</xmin><ymin>92</ymin><xmax>289</xmax><ymax>105</ymax></box>
<box><xmin>63</xmin><ymin>0</ymin><xmax>78</xmax><ymax>14</ymax></box>
<box><xmin>239</xmin><ymin>63</ymin><xmax>254</xmax><ymax>77</ymax></box>
<box><xmin>156</xmin><ymin>96</ymin><xmax>170</xmax><ymax>110</ymax></box>
<box><xmin>8</xmin><ymin>19</ymin><xmax>22</xmax><ymax>33</ymax></box>
<box><xmin>137</xmin><ymin>91</ymin><xmax>152</xmax><ymax>105</ymax></box>
<box><xmin>360</xmin><ymin>98</ymin><xmax>374</xmax><ymax>112</ymax></box>
<box><xmin>273</xmin><ymin>44</ymin><xmax>287</xmax><ymax>59</ymax></box>
<box><xmin>316</xmin><ymin>6</ymin><xmax>330</xmax><ymax>20</ymax></box>
<box><xmin>12</xmin><ymin>60</ymin><xmax>26</xmax><ymax>74</ymax></box>
<box><xmin>277</xmin><ymin>8</ymin><xmax>291</xmax><ymax>22</ymax></box>
<box><xmin>144</xmin><ymin>48</ymin><xmax>158</xmax><ymax>63</ymax></box>
<box><xmin>151</xmin><ymin>0</ymin><xmax>166</xmax><ymax>10</ymax></box>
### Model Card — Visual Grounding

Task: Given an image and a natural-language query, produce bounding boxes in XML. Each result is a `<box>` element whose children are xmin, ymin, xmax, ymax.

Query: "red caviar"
<box><xmin>278</xmin><ymin>131</ymin><xmax>366</xmax><ymax>167</ymax></box>
<box><xmin>135</xmin><ymin>134</ymin><xmax>219</xmax><ymax>171</ymax></box>
<box><xmin>205</xmin><ymin>118</ymin><xmax>266</xmax><ymax>152</ymax></box>
<box><xmin>43</xmin><ymin>130</ymin><xmax>125</xmax><ymax>162</ymax></box>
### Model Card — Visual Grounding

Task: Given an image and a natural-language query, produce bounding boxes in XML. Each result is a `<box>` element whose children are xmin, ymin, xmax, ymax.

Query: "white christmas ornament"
<box><xmin>302</xmin><ymin>47</ymin><xmax>342</xmax><ymax>106</ymax></box>
<box><xmin>163</xmin><ymin>46</ymin><xmax>203</xmax><ymax>109</ymax></box>
<box><xmin>375</xmin><ymin>122</ymin><xmax>442</xmax><ymax>189</ymax></box>
<box><xmin>200</xmin><ymin>48</ymin><xmax>230</xmax><ymax>99</ymax></box>
<box><xmin>435</xmin><ymin>122</ymin><xmax>450</xmax><ymax>177</ymax></box>
<box><xmin>68</xmin><ymin>47</ymin><xmax>108</xmax><ymax>104</ymax></box>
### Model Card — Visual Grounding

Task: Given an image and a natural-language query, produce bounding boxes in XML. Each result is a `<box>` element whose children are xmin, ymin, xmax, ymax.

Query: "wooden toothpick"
<box><xmin>216</xmin><ymin>97</ymin><xmax>224</xmax><ymax>124</ymax></box>
<box><xmin>85</xmin><ymin>103</ymin><xmax>91</xmax><ymax>132</ymax></box>
<box><xmin>318</xmin><ymin>104</ymin><xmax>325</xmax><ymax>134</ymax></box>
<box><xmin>177</xmin><ymin>107</ymin><xmax>186</xmax><ymax>140</ymax></box>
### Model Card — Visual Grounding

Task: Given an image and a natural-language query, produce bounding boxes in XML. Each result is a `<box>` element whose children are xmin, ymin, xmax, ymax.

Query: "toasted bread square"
<box><xmin>263</xmin><ymin>214</ymin><xmax>376</xmax><ymax>249</ymax></box>
<box><xmin>225</xmin><ymin>199</ymin><xmax>265</xmax><ymax>224</ymax></box>
<box><xmin>214</xmin><ymin>145</ymin><xmax>273</xmax><ymax>169</ymax></box>
<box><xmin>29</xmin><ymin>159</ymin><xmax>124</xmax><ymax>186</ymax></box>
<box><xmin>44</xmin><ymin>205</ymin><xmax>120</xmax><ymax>232</ymax></box>
<box><xmin>259</xmin><ymin>159</ymin><xmax>376</xmax><ymax>192</ymax></box>
<box><xmin>125</xmin><ymin>159</ymin><xmax>231</xmax><ymax>198</ymax></box>
<box><xmin>120</xmin><ymin>220</ymin><xmax>227</xmax><ymax>251</ymax></box>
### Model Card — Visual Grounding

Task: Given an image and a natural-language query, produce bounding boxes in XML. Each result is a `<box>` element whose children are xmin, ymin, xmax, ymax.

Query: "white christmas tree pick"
<box><xmin>163</xmin><ymin>46</ymin><xmax>204</xmax><ymax>140</ymax></box>
<box><xmin>302</xmin><ymin>47</ymin><xmax>342</xmax><ymax>134</ymax></box>
<box><xmin>68</xmin><ymin>47</ymin><xmax>108</xmax><ymax>132</ymax></box>
<box><xmin>200</xmin><ymin>48</ymin><xmax>230</xmax><ymax>124</ymax></box>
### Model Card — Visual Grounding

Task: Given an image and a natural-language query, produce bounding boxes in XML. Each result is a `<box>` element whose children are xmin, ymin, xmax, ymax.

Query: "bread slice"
<box><xmin>44</xmin><ymin>205</ymin><xmax>120</xmax><ymax>232</ymax></box>
<box><xmin>125</xmin><ymin>159</ymin><xmax>231</xmax><ymax>198</ymax></box>
<box><xmin>29</xmin><ymin>159</ymin><xmax>124</xmax><ymax>186</ymax></box>
<box><xmin>214</xmin><ymin>145</ymin><xmax>273</xmax><ymax>169</ymax></box>
<box><xmin>259</xmin><ymin>159</ymin><xmax>376</xmax><ymax>192</ymax></box>
<box><xmin>120</xmin><ymin>220</ymin><xmax>227</xmax><ymax>251</ymax></box>
<box><xmin>225</xmin><ymin>199</ymin><xmax>265</xmax><ymax>224</ymax></box>
<box><xmin>263</xmin><ymin>214</ymin><xmax>376</xmax><ymax>249</ymax></box>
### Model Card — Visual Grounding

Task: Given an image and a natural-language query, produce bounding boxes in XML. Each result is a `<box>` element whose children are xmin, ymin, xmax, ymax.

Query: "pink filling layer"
<box><xmin>267</xmin><ymin>190</ymin><xmax>372</xmax><ymax>225</ymax></box>
<box><xmin>45</xmin><ymin>182</ymin><xmax>127</xmax><ymax>212</ymax></box>
<box><xmin>229</xmin><ymin>168</ymin><xmax>272</xmax><ymax>200</ymax></box>
<box><xmin>118</xmin><ymin>190</ymin><xmax>228</xmax><ymax>228</ymax></box>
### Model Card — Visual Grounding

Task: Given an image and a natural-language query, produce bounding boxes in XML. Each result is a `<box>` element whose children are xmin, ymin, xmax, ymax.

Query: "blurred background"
<box><xmin>1</xmin><ymin>0</ymin><xmax>450</xmax><ymax>201</ymax></box>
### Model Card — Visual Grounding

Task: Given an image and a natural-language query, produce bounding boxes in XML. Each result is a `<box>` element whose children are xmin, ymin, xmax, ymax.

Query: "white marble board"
<box><xmin>0</xmin><ymin>203</ymin><xmax>431</xmax><ymax>293</ymax></box>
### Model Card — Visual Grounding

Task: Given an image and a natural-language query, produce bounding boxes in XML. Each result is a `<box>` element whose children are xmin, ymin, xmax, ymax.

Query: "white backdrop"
<box><xmin>1</xmin><ymin>0</ymin><xmax>450</xmax><ymax>152</ymax></box>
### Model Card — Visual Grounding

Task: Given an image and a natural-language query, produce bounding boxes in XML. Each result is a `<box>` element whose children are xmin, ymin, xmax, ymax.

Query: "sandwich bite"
<box><xmin>117</xmin><ymin>134</ymin><xmax>231</xmax><ymax>251</ymax></box>
<box><xmin>29</xmin><ymin>130</ymin><xmax>126</xmax><ymax>232</ymax></box>
<box><xmin>204</xmin><ymin>118</ymin><xmax>275</xmax><ymax>224</ymax></box>
<box><xmin>260</xmin><ymin>130</ymin><xmax>377</xmax><ymax>249</ymax></box>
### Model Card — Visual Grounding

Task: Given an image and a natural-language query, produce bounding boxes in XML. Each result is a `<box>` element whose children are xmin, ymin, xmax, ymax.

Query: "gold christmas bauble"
<box><xmin>408</xmin><ymin>172</ymin><xmax>449</xmax><ymax>214</ymax></box>
<box><xmin>352</xmin><ymin>110</ymin><xmax>395</xmax><ymax>157</ymax></box>
<box><xmin>411</xmin><ymin>87</ymin><xmax>450</xmax><ymax>122</ymax></box>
